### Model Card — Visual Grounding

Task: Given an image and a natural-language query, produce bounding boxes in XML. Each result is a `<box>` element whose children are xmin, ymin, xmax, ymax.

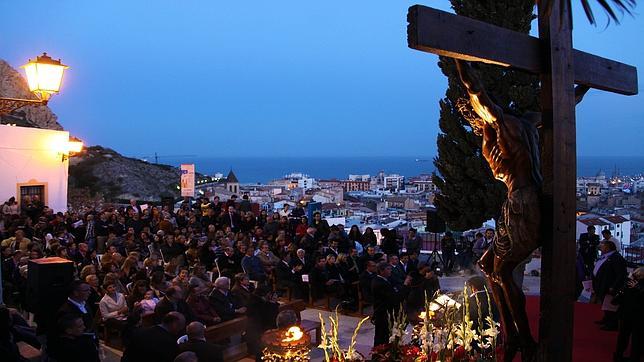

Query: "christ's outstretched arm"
<box><xmin>455</xmin><ymin>59</ymin><xmax>503</xmax><ymax>125</ymax></box>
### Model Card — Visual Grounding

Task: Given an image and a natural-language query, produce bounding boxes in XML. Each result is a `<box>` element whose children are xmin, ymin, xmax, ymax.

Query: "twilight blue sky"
<box><xmin>1</xmin><ymin>1</ymin><xmax>642</xmax><ymax>157</ymax></box>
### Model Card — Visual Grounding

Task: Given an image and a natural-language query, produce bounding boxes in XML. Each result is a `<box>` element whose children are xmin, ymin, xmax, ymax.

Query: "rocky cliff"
<box><xmin>69</xmin><ymin>146</ymin><xmax>180</xmax><ymax>201</ymax></box>
<box><xmin>0</xmin><ymin>59</ymin><xmax>63</xmax><ymax>130</ymax></box>
<box><xmin>1</xmin><ymin>58</ymin><xmax>181</xmax><ymax>203</ymax></box>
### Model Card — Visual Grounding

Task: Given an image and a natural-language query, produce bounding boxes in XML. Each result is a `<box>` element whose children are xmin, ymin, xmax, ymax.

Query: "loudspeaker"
<box><xmin>26</xmin><ymin>257</ymin><xmax>74</xmax><ymax>315</ymax></box>
<box><xmin>426</xmin><ymin>209</ymin><xmax>446</xmax><ymax>233</ymax></box>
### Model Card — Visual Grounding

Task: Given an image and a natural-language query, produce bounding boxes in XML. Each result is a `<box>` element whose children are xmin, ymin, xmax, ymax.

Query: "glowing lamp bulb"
<box><xmin>21</xmin><ymin>53</ymin><xmax>68</xmax><ymax>102</ymax></box>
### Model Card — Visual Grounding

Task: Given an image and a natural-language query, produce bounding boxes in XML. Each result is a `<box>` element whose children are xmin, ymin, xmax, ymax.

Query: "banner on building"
<box><xmin>180</xmin><ymin>164</ymin><xmax>195</xmax><ymax>197</ymax></box>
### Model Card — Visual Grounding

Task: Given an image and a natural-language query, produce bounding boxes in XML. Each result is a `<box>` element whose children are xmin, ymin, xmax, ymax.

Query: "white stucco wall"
<box><xmin>0</xmin><ymin>125</ymin><xmax>69</xmax><ymax>212</ymax></box>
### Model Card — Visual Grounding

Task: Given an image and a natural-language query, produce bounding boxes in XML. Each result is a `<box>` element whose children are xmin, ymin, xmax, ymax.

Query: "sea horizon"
<box><xmin>155</xmin><ymin>155</ymin><xmax>644</xmax><ymax>184</ymax></box>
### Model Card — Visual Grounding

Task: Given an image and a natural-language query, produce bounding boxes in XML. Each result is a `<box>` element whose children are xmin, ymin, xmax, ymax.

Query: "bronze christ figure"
<box><xmin>454</xmin><ymin>60</ymin><xmax>588</xmax><ymax>361</ymax></box>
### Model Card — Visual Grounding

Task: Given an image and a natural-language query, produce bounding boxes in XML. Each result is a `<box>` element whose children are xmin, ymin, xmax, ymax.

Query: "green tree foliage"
<box><xmin>432</xmin><ymin>0</ymin><xmax>540</xmax><ymax>231</ymax></box>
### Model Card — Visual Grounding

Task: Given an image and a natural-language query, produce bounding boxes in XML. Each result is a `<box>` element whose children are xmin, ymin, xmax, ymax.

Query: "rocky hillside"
<box><xmin>1</xmin><ymin>58</ymin><xmax>181</xmax><ymax>203</ymax></box>
<box><xmin>69</xmin><ymin>146</ymin><xmax>180</xmax><ymax>201</ymax></box>
<box><xmin>0</xmin><ymin>59</ymin><xmax>63</xmax><ymax>130</ymax></box>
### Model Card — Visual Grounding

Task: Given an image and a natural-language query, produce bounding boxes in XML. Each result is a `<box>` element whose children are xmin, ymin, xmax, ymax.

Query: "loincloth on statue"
<box><xmin>494</xmin><ymin>186</ymin><xmax>541</xmax><ymax>263</ymax></box>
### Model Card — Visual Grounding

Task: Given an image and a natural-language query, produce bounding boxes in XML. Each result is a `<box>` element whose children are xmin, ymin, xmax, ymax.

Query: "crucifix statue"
<box><xmin>407</xmin><ymin>1</ymin><xmax>637</xmax><ymax>361</ymax></box>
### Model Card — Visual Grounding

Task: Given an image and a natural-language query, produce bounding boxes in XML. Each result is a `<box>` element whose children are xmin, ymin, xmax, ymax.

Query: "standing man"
<box><xmin>220</xmin><ymin>205</ymin><xmax>241</xmax><ymax>233</ymax></box>
<box><xmin>371</xmin><ymin>261</ymin><xmax>411</xmax><ymax>347</ymax></box>
<box><xmin>600</xmin><ymin>229</ymin><xmax>621</xmax><ymax>254</ymax></box>
<box><xmin>440</xmin><ymin>232</ymin><xmax>456</xmax><ymax>274</ymax></box>
<box><xmin>405</xmin><ymin>228</ymin><xmax>421</xmax><ymax>257</ymax></box>
<box><xmin>578</xmin><ymin>225</ymin><xmax>600</xmax><ymax>277</ymax></box>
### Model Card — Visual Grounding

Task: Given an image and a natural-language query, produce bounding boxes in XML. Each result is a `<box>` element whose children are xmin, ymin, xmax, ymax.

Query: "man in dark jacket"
<box><xmin>371</xmin><ymin>261</ymin><xmax>411</xmax><ymax>347</ymax></box>
<box><xmin>592</xmin><ymin>240</ymin><xmax>627</xmax><ymax>330</ymax></box>
<box><xmin>578</xmin><ymin>225</ymin><xmax>600</xmax><ymax>277</ymax></box>
<box><xmin>121</xmin><ymin>312</ymin><xmax>185</xmax><ymax>362</ymax></box>
<box><xmin>208</xmin><ymin>277</ymin><xmax>246</xmax><ymax>321</ymax></box>
<box><xmin>56</xmin><ymin>280</ymin><xmax>95</xmax><ymax>335</ymax></box>
<box><xmin>359</xmin><ymin>261</ymin><xmax>377</xmax><ymax>304</ymax></box>
<box><xmin>178</xmin><ymin>321</ymin><xmax>223</xmax><ymax>362</ymax></box>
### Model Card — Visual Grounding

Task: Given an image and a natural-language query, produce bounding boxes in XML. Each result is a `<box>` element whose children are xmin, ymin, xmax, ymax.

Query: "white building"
<box><xmin>0</xmin><ymin>125</ymin><xmax>72</xmax><ymax>212</ymax></box>
<box><xmin>383</xmin><ymin>174</ymin><xmax>404</xmax><ymax>191</ymax></box>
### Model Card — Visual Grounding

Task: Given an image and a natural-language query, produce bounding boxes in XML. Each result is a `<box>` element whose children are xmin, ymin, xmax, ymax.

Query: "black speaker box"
<box><xmin>26</xmin><ymin>257</ymin><xmax>75</xmax><ymax>314</ymax></box>
<box><xmin>426</xmin><ymin>209</ymin><xmax>447</xmax><ymax>233</ymax></box>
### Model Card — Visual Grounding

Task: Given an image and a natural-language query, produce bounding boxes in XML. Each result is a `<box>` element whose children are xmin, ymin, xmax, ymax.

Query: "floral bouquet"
<box><xmin>373</xmin><ymin>285</ymin><xmax>502</xmax><ymax>362</ymax></box>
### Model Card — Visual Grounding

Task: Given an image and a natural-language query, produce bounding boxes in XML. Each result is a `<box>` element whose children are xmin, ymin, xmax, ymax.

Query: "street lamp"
<box><xmin>61</xmin><ymin>136</ymin><xmax>84</xmax><ymax>162</ymax></box>
<box><xmin>0</xmin><ymin>53</ymin><xmax>68</xmax><ymax>115</ymax></box>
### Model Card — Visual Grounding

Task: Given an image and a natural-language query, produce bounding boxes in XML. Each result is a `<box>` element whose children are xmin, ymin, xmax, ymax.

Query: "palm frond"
<box><xmin>540</xmin><ymin>0</ymin><xmax>636</xmax><ymax>25</ymax></box>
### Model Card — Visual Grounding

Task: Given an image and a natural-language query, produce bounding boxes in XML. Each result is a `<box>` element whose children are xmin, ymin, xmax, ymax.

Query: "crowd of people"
<box><xmin>3</xmin><ymin>193</ymin><xmax>640</xmax><ymax>361</ymax></box>
<box><xmin>0</xmin><ymin>195</ymin><xmax>449</xmax><ymax>361</ymax></box>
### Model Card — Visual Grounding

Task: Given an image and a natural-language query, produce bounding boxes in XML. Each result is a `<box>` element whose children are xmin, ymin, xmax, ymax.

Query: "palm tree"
<box><xmin>541</xmin><ymin>0</ymin><xmax>636</xmax><ymax>24</ymax></box>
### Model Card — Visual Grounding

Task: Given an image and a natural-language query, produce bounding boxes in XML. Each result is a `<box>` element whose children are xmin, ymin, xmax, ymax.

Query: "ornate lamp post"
<box><xmin>0</xmin><ymin>53</ymin><xmax>68</xmax><ymax>115</ymax></box>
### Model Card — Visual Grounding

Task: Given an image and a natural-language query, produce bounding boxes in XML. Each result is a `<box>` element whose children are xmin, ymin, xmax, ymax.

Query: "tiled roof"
<box><xmin>603</xmin><ymin>215</ymin><xmax>629</xmax><ymax>224</ymax></box>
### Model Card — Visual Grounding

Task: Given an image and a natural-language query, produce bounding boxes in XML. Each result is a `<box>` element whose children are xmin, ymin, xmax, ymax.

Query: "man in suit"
<box><xmin>399</xmin><ymin>252</ymin><xmax>416</xmax><ymax>276</ymax></box>
<box><xmin>219</xmin><ymin>205</ymin><xmax>241</xmax><ymax>232</ymax></box>
<box><xmin>208</xmin><ymin>277</ymin><xmax>246</xmax><ymax>321</ymax></box>
<box><xmin>178</xmin><ymin>321</ymin><xmax>224</xmax><ymax>362</ymax></box>
<box><xmin>359</xmin><ymin>261</ymin><xmax>377</xmax><ymax>304</ymax></box>
<box><xmin>388</xmin><ymin>255</ymin><xmax>406</xmax><ymax>288</ymax></box>
<box><xmin>289</xmin><ymin>248</ymin><xmax>310</xmax><ymax>274</ymax></box>
<box><xmin>122</xmin><ymin>311</ymin><xmax>186</xmax><ymax>362</ymax></box>
<box><xmin>592</xmin><ymin>240</ymin><xmax>627</xmax><ymax>330</ymax></box>
<box><xmin>578</xmin><ymin>225</ymin><xmax>600</xmax><ymax>277</ymax></box>
<box><xmin>275</xmin><ymin>258</ymin><xmax>304</xmax><ymax>298</ymax></box>
<box><xmin>372</xmin><ymin>261</ymin><xmax>411</xmax><ymax>347</ymax></box>
<box><xmin>56</xmin><ymin>280</ymin><xmax>95</xmax><ymax>335</ymax></box>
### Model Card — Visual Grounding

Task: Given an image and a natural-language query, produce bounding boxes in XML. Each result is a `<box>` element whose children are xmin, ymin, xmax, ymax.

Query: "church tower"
<box><xmin>226</xmin><ymin>170</ymin><xmax>239</xmax><ymax>195</ymax></box>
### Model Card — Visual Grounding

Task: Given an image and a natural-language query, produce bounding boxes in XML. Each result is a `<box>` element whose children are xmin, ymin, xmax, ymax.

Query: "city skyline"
<box><xmin>1</xmin><ymin>1</ymin><xmax>643</xmax><ymax>157</ymax></box>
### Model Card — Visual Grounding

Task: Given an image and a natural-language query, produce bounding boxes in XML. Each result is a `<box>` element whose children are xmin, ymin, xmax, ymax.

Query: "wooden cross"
<box><xmin>407</xmin><ymin>2</ymin><xmax>638</xmax><ymax>360</ymax></box>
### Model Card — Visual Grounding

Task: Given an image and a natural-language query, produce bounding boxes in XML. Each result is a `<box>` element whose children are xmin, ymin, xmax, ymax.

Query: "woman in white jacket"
<box><xmin>99</xmin><ymin>282</ymin><xmax>128</xmax><ymax>329</ymax></box>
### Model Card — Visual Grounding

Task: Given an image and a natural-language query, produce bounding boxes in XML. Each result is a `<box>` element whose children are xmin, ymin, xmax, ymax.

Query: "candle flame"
<box><xmin>282</xmin><ymin>326</ymin><xmax>304</xmax><ymax>342</ymax></box>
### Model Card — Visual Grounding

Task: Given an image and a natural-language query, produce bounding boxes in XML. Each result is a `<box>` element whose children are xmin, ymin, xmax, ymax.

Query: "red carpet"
<box><xmin>522</xmin><ymin>296</ymin><xmax>618</xmax><ymax>361</ymax></box>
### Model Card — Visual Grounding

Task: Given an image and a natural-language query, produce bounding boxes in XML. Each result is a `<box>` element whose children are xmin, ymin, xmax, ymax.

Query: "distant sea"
<box><xmin>160</xmin><ymin>156</ymin><xmax>644</xmax><ymax>184</ymax></box>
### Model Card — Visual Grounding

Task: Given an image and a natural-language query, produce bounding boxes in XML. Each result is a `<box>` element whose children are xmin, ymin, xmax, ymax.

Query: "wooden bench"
<box><xmin>204</xmin><ymin>316</ymin><xmax>249</xmax><ymax>342</ymax></box>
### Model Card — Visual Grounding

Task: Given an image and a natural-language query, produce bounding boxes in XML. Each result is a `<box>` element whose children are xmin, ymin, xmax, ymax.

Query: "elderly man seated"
<box><xmin>208</xmin><ymin>277</ymin><xmax>247</xmax><ymax>321</ymax></box>
<box><xmin>178</xmin><ymin>321</ymin><xmax>224</xmax><ymax>362</ymax></box>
